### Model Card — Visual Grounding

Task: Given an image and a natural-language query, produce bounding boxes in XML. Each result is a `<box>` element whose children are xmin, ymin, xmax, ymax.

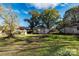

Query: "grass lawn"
<box><xmin>0</xmin><ymin>34</ymin><xmax>79</xmax><ymax>56</ymax></box>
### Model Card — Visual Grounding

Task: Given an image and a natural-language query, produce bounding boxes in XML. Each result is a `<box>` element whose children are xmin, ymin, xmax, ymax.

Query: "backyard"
<box><xmin>0</xmin><ymin>3</ymin><xmax>79</xmax><ymax>56</ymax></box>
<box><xmin>0</xmin><ymin>34</ymin><xmax>79</xmax><ymax>56</ymax></box>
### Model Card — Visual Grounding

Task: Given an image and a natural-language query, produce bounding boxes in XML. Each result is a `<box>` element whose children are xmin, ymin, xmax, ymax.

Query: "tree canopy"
<box><xmin>40</xmin><ymin>9</ymin><xmax>60</xmax><ymax>29</ymax></box>
<box><xmin>63</xmin><ymin>6</ymin><xmax>79</xmax><ymax>27</ymax></box>
<box><xmin>24</xmin><ymin>9</ymin><xmax>60</xmax><ymax>33</ymax></box>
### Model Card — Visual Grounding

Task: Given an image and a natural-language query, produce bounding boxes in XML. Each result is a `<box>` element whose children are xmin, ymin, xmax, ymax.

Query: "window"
<box><xmin>77</xmin><ymin>26</ymin><xmax>79</xmax><ymax>30</ymax></box>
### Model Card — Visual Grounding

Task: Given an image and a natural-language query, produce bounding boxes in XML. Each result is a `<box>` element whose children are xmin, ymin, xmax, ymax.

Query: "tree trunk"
<box><xmin>7</xmin><ymin>30</ymin><xmax>14</xmax><ymax>38</ymax></box>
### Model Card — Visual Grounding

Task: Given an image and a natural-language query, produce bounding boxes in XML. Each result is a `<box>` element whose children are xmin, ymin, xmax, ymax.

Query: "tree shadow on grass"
<box><xmin>0</xmin><ymin>37</ymin><xmax>7</xmax><ymax>42</ymax></box>
<box><xmin>12</xmin><ymin>35</ymin><xmax>49</xmax><ymax>43</ymax></box>
<box><xmin>74</xmin><ymin>35</ymin><xmax>79</xmax><ymax>41</ymax></box>
<box><xmin>15</xmin><ymin>43</ymin><xmax>66</xmax><ymax>56</ymax></box>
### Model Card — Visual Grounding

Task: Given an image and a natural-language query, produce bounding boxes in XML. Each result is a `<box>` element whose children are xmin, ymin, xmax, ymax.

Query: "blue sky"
<box><xmin>0</xmin><ymin>3</ymin><xmax>79</xmax><ymax>27</ymax></box>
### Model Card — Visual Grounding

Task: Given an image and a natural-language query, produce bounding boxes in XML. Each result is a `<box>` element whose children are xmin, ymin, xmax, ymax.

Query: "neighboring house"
<box><xmin>60</xmin><ymin>23</ymin><xmax>79</xmax><ymax>34</ymax></box>
<box><xmin>33</xmin><ymin>28</ymin><xmax>49</xmax><ymax>34</ymax></box>
<box><xmin>0</xmin><ymin>26</ymin><xmax>29</xmax><ymax>35</ymax></box>
<box><xmin>17</xmin><ymin>26</ymin><xmax>27</xmax><ymax>35</ymax></box>
<box><xmin>33</xmin><ymin>26</ymin><xmax>56</xmax><ymax>34</ymax></box>
<box><xmin>33</xmin><ymin>25</ymin><xmax>49</xmax><ymax>34</ymax></box>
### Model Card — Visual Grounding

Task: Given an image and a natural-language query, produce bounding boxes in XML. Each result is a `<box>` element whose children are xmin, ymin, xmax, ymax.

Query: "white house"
<box><xmin>16</xmin><ymin>26</ymin><xmax>27</xmax><ymax>35</ymax></box>
<box><xmin>33</xmin><ymin>27</ymin><xmax>49</xmax><ymax>34</ymax></box>
<box><xmin>61</xmin><ymin>25</ymin><xmax>79</xmax><ymax>34</ymax></box>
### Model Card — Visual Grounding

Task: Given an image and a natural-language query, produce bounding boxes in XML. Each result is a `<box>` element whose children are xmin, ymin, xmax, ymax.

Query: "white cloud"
<box><xmin>32</xmin><ymin>3</ymin><xmax>59</xmax><ymax>9</ymax></box>
<box><xmin>23</xmin><ymin>11</ymin><xmax>29</xmax><ymax>14</ymax></box>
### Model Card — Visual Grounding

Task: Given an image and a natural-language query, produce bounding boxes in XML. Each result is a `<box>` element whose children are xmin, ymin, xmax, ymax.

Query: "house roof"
<box><xmin>17</xmin><ymin>26</ymin><xmax>30</xmax><ymax>30</ymax></box>
<box><xmin>17</xmin><ymin>27</ymin><xmax>25</xmax><ymax>30</ymax></box>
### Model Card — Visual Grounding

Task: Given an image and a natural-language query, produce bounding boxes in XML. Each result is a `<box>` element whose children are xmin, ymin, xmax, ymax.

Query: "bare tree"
<box><xmin>0</xmin><ymin>5</ymin><xmax>18</xmax><ymax>38</ymax></box>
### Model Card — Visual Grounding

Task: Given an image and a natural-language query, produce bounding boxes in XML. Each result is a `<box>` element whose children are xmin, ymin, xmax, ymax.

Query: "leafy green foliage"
<box><xmin>24</xmin><ymin>10</ymin><xmax>40</xmax><ymax>32</ymax></box>
<box><xmin>63</xmin><ymin>6</ymin><xmax>79</xmax><ymax>27</ymax></box>
<box><xmin>40</xmin><ymin>9</ymin><xmax>60</xmax><ymax>29</ymax></box>
<box><xmin>24</xmin><ymin>9</ymin><xmax>60</xmax><ymax>33</ymax></box>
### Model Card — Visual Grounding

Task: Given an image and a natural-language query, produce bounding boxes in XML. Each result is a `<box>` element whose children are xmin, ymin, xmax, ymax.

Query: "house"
<box><xmin>16</xmin><ymin>26</ymin><xmax>27</xmax><ymax>35</ymax></box>
<box><xmin>60</xmin><ymin>23</ymin><xmax>79</xmax><ymax>34</ymax></box>
<box><xmin>33</xmin><ymin>25</ymin><xmax>56</xmax><ymax>34</ymax></box>
<box><xmin>33</xmin><ymin>28</ymin><xmax>49</xmax><ymax>34</ymax></box>
<box><xmin>33</xmin><ymin>25</ymin><xmax>49</xmax><ymax>34</ymax></box>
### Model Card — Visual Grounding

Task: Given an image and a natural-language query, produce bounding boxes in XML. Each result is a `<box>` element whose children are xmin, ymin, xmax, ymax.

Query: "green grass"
<box><xmin>0</xmin><ymin>34</ymin><xmax>79</xmax><ymax>56</ymax></box>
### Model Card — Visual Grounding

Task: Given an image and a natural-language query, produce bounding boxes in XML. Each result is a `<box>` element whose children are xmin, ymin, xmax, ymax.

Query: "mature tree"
<box><xmin>24</xmin><ymin>10</ymin><xmax>40</xmax><ymax>33</ymax></box>
<box><xmin>63</xmin><ymin>6</ymin><xmax>79</xmax><ymax>27</ymax></box>
<box><xmin>24</xmin><ymin>9</ymin><xmax>60</xmax><ymax>33</ymax></box>
<box><xmin>40</xmin><ymin>9</ymin><xmax>60</xmax><ymax>29</ymax></box>
<box><xmin>0</xmin><ymin>6</ymin><xmax>18</xmax><ymax>37</ymax></box>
